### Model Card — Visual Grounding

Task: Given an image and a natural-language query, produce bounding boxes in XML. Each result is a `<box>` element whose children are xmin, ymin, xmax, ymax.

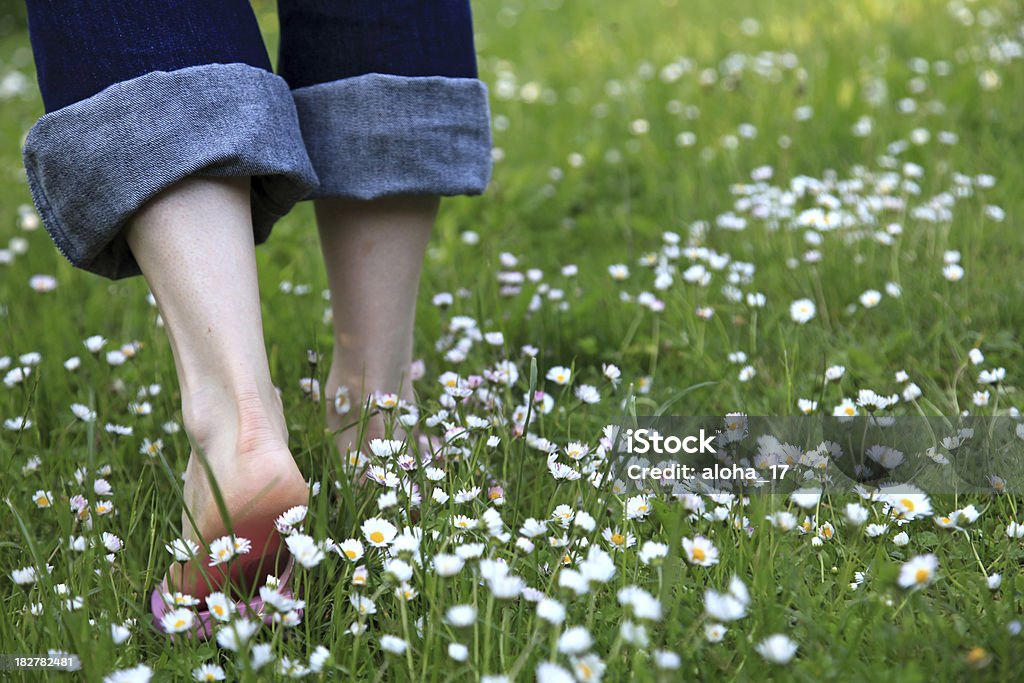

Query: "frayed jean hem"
<box><xmin>291</xmin><ymin>73</ymin><xmax>492</xmax><ymax>200</ymax></box>
<box><xmin>22</xmin><ymin>62</ymin><xmax>319</xmax><ymax>280</ymax></box>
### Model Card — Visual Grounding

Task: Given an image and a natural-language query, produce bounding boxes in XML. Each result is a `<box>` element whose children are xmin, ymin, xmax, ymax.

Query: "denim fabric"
<box><xmin>294</xmin><ymin>73</ymin><xmax>491</xmax><ymax>199</ymax></box>
<box><xmin>276</xmin><ymin>0</ymin><xmax>479</xmax><ymax>89</ymax></box>
<box><xmin>23</xmin><ymin>64</ymin><xmax>319</xmax><ymax>279</ymax></box>
<box><xmin>25</xmin><ymin>0</ymin><xmax>272</xmax><ymax>113</ymax></box>
<box><xmin>22</xmin><ymin>1</ymin><xmax>492</xmax><ymax>280</ymax></box>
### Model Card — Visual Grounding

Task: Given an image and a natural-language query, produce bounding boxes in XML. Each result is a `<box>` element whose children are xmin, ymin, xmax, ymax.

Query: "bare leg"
<box><xmin>125</xmin><ymin>176</ymin><xmax>309</xmax><ymax>597</ymax></box>
<box><xmin>314</xmin><ymin>196</ymin><xmax>437</xmax><ymax>459</ymax></box>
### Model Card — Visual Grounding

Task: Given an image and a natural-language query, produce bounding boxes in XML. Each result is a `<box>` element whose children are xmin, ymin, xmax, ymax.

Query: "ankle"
<box><xmin>181</xmin><ymin>383</ymin><xmax>288</xmax><ymax>458</ymax></box>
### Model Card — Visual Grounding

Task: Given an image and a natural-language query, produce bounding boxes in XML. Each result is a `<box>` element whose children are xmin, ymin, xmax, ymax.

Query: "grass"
<box><xmin>1</xmin><ymin>0</ymin><xmax>1023</xmax><ymax>680</ymax></box>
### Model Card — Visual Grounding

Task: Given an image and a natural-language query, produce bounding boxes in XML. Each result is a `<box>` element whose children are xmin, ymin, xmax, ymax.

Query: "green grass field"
<box><xmin>2</xmin><ymin>0</ymin><xmax>1024</xmax><ymax>680</ymax></box>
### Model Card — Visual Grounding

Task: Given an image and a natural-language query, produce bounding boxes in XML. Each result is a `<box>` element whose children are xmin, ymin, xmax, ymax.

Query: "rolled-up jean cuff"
<box><xmin>22</xmin><ymin>63</ymin><xmax>319</xmax><ymax>280</ymax></box>
<box><xmin>292</xmin><ymin>73</ymin><xmax>492</xmax><ymax>200</ymax></box>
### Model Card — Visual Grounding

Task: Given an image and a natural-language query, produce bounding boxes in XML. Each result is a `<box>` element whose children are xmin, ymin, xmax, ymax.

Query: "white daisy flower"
<box><xmin>898</xmin><ymin>553</ymin><xmax>938</xmax><ymax>589</ymax></box>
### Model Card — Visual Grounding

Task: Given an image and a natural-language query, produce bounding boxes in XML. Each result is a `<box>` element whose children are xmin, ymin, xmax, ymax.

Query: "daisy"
<box><xmin>832</xmin><ymin>399</ymin><xmax>858</xmax><ymax>418</ymax></box>
<box><xmin>625</xmin><ymin>495</ymin><xmax>652</xmax><ymax>519</ymax></box>
<box><xmin>159</xmin><ymin>607</ymin><xmax>195</xmax><ymax>634</ymax></box>
<box><xmin>557</xmin><ymin>626</ymin><xmax>593</xmax><ymax>655</ymax></box>
<box><xmin>898</xmin><ymin>553</ymin><xmax>938</xmax><ymax>589</ymax></box>
<box><xmin>705</xmin><ymin>623</ymin><xmax>728</xmax><ymax>642</ymax></box>
<box><xmin>574</xmin><ymin>384</ymin><xmax>601</xmax><ymax>404</ymax></box>
<box><xmin>682</xmin><ymin>536</ymin><xmax>719</xmax><ymax>566</ymax></box>
<box><xmin>285</xmin><ymin>534</ymin><xmax>325</xmax><ymax>569</ymax></box>
<box><xmin>639</xmin><ymin>541</ymin><xmax>670</xmax><ymax>565</ymax></box>
<box><xmin>654</xmin><ymin>650</ymin><xmax>681</xmax><ymax>670</ymax></box>
<box><xmin>546</xmin><ymin>365</ymin><xmax>572</xmax><ymax>386</ymax></box>
<box><xmin>251</xmin><ymin>643</ymin><xmax>274</xmax><ymax>670</ymax></box>
<box><xmin>881</xmin><ymin>485</ymin><xmax>932</xmax><ymax>521</ymax></box>
<box><xmin>943</xmin><ymin>264</ymin><xmax>965</xmax><ymax>282</ymax></box>
<box><xmin>275</xmin><ymin>505</ymin><xmax>308</xmax><ymax>533</ymax></box>
<box><xmin>332</xmin><ymin>385</ymin><xmax>351</xmax><ymax>415</ymax></box>
<box><xmin>859</xmin><ymin>289</ymin><xmax>882</xmax><ymax>308</ymax></box>
<box><xmin>205</xmin><ymin>593</ymin><xmax>234</xmax><ymax>622</ymax></box>
<box><xmin>32</xmin><ymin>490</ymin><xmax>53</xmax><ymax>508</ymax></box>
<box><xmin>361</xmin><ymin>518</ymin><xmax>397</xmax><ymax>547</ymax></box>
<box><xmin>374</xmin><ymin>392</ymin><xmax>400</xmax><ymax>410</ymax></box>
<box><xmin>192</xmin><ymin>664</ymin><xmax>225</xmax><ymax>682</ymax></box>
<box><xmin>602</xmin><ymin>527</ymin><xmax>636</xmax><ymax>550</ymax></box>
<box><xmin>789</xmin><ymin>298</ymin><xmax>816</xmax><ymax>324</ymax></box>
<box><xmin>433</xmin><ymin>553</ymin><xmax>465</xmax><ymax>577</ymax></box>
<box><xmin>139</xmin><ymin>438</ymin><xmax>163</xmax><ymax>458</ymax></box>
<box><xmin>350</xmin><ymin>594</ymin><xmax>377</xmax><ymax>616</ymax></box>
<box><xmin>165</xmin><ymin>538</ymin><xmax>200</xmax><ymax>562</ymax></box>
<box><xmin>71</xmin><ymin>404</ymin><xmax>97</xmax><ymax>422</ymax></box>
<box><xmin>338</xmin><ymin>539</ymin><xmax>364</xmax><ymax>562</ymax></box>
<box><xmin>102</xmin><ymin>665</ymin><xmax>153</xmax><ymax>683</ymax></box>
<box><xmin>536</xmin><ymin>663</ymin><xmax>575</xmax><ymax>683</ymax></box>
<box><xmin>216</xmin><ymin>619</ymin><xmax>260</xmax><ymax>651</ymax></box>
<box><xmin>704</xmin><ymin>578</ymin><xmax>749</xmax><ymax>622</ymax></box>
<box><xmin>797</xmin><ymin>398</ymin><xmax>817</xmax><ymax>414</ymax></box>
<box><xmin>208</xmin><ymin>536</ymin><xmax>239</xmax><ymax>566</ymax></box>
<box><xmin>379</xmin><ymin>635</ymin><xmax>407</xmax><ymax>655</ymax></box>
<box><xmin>845</xmin><ymin>503</ymin><xmax>869</xmax><ymax>525</ymax></box>
<box><xmin>756</xmin><ymin>634</ymin><xmax>798</xmax><ymax>664</ymax></box>
<box><xmin>452</xmin><ymin>515</ymin><xmax>478</xmax><ymax>531</ymax></box>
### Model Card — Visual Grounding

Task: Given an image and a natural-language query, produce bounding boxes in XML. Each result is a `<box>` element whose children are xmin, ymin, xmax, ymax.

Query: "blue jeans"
<box><xmin>22</xmin><ymin>1</ymin><xmax>491</xmax><ymax>279</ymax></box>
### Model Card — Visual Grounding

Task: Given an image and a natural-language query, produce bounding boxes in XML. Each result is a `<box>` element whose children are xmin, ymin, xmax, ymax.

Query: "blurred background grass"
<box><xmin>0</xmin><ymin>0</ymin><xmax>1021</xmax><ymax>415</ymax></box>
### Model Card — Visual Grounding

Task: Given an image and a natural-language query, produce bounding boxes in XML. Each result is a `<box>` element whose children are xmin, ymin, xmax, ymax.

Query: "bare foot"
<box><xmin>167</xmin><ymin>393</ymin><xmax>309</xmax><ymax>600</ymax></box>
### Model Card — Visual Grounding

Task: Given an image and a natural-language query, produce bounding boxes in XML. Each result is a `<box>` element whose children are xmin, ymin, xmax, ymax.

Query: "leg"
<box><xmin>23</xmin><ymin>2</ymin><xmax>318</xmax><ymax>604</ymax></box>
<box><xmin>125</xmin><ymin>177</ymin><xmax>308</xmax><ymax>595</ymax></box>
<box><xmin>276</xmin><ymin>0</ymin><xmax>493</xmax><ymax>460</ymax></box>
<box><xmin>315</xmin><ymin>195</ymin><xmax>437</xmax><ymax>455</ymax></box>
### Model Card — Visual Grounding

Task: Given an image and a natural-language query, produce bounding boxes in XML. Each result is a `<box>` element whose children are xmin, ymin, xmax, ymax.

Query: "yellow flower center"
<box><xmin>692</xmin><ymin>547</ymin><xmax>706</xmax><ymax>562</ymax></box>
<box><xmin>370</xmin><ymin>531</ymin><xmax>385</xmax><ymax>544</ymax></box>
<box><xmin>173</xmin><ymin>619</ymin><xmax>186</xmax><ymax>629</ymax></box>
<box><xmin>901</xmin><ymin>498</ymin><xmax>915</xmax><ymax>512</ymax></box>
<box><xmin>611</xmin><ymin>533</ymin><xmax>626</xmax><ymax>546</ymax></box>
<box><xmin>345</xmin><ymin>549</ymin><xmax>358</xmax><ymax>559</ymax></box>
<box><xmin>915</xmin><ymin>568</ymin><xmax>930</xmax><ymax>583</ymax></box>
<box><xmin>844</xmin><ymin>406</ymin><xmax>855</xmax><ymax>416</ymax></box>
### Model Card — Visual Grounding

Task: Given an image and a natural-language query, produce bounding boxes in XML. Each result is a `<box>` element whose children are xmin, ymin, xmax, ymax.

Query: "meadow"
<box><xmin>1</xmin><ymin>0</ymin><xmax>1023</xmax><ymax>680</ymax></box>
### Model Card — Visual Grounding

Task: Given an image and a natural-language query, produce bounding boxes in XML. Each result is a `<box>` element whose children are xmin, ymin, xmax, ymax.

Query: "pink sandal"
<box><xmin>150</xmin><ymin>555</ymin><xmax>297</xmax><ymax>639</ymax></box>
